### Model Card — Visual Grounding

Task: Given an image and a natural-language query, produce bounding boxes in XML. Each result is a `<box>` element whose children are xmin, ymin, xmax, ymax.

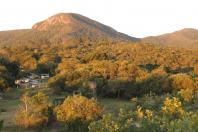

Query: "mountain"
<box><xmin>142</xmin><ymin>28</ymin><xmax>198</xmax><ymax>49</ymax></box>
<box><xmin>0</xmin><ymin>13</ymin><xmax>139</xmax><ymax>46</ymax></box>
<box><xmin>1</xmin><ymin>13</ymin><xmax>198</xmax><ymax>49</ymax></box>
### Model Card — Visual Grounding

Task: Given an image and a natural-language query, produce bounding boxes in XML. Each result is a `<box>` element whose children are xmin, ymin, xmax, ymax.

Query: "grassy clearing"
<box><xmin>99</xmin><ymin>98</ymin><xmax>136</xmax><ymax>113</ymax></box>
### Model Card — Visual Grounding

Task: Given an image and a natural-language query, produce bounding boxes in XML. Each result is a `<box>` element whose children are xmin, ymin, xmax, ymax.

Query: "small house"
<box><xmin>41</xmin><ymin>74</ymin><xmax>50</xmax><ymax>79</ymax></box>
<box><xmin>29</xmin><ymin>73</ymin><xmax>40</xmax><ymax>79</ymax></box>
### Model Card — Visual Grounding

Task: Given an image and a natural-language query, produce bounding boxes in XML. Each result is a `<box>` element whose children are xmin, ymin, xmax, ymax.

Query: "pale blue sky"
<box><xmin>0</xmin><ymin>0</ymin><xmax>197</xmax><ymax>37</ymax></box>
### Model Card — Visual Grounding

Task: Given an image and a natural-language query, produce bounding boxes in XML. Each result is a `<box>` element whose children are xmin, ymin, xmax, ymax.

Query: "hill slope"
<box><xmin>142</xmin><ymin>28</ymin><xmax>198</xmax><ymax>49</ymax></box>
<box><xmin>0</xmin><ymin>13</ymin><xmax>139</xmax><ymax>46</ymax></box>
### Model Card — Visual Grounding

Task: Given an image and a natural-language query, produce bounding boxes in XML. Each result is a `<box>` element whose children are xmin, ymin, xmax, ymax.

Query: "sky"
<box><xmin>0</xmin><ymin>0</ymin><xmax>198</xmax><ymax>37</ymax></box>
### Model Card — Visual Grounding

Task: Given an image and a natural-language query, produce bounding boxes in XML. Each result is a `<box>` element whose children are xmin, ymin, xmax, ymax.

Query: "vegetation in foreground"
<box><xmin>0</xmin><ymin>87</ymin><xmax>197</xmax><ymax>132</ymax></box>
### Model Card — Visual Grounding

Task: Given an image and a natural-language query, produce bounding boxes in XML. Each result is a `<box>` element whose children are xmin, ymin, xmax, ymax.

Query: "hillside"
<box><xmin>142</xmin><ymin>28</ymin><xmax>198</xmax><ymax>49</ymax></box>
<box><xmin>0</xmin><ymin>13</ymin><xmax>139</xmax><ymax>47</ymax></box>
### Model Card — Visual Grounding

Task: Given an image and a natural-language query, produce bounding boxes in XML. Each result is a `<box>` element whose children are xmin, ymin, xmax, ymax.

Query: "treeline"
<box><xmin>48</xmin><ymin>60</ymin><xmax>198</xmax><ymax>98</ymax></box>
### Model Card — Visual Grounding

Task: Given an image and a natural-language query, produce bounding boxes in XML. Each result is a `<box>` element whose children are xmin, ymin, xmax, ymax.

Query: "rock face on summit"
<box><xmin>32</xmin><ymin>13</ymin><xmax>139</xmax><ymax>42</ymax></box>
<box><xmin>32</xmin><ymin>13</ymin><xmax>76</xmax><ymax>30</ymax></box>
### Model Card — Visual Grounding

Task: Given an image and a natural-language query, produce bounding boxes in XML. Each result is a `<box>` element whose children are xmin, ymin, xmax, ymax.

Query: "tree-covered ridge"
<box><xmin>1</xmin><ymin>42</ymin><xmax>197</xmax><ymax>71</ymax></box>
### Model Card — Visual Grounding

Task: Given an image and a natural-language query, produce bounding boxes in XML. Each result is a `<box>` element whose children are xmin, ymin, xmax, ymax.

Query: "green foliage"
<box><xmin>89</xmin><ymin>109</ymin><xmax>134</xmax><ymax>132</ymax></box>
<box><xmin>89</xmin><ymin>108</ymin><xmax>161</xmax><ymax>132</ymax></box>
<box><xmin>37</xmin><ymin>61</ymin><xmax>57</xmax><ymax>75</ymax></box>
<box><xmin>61</xmin><ymin>119</ymin><xmax>89</xmax><ymax>132</ymax></box>
<box><xmin>139</xmin><ymin>64</ymin><xmax>160</xmax><ymax>72</ymax></box>
<box><xmin>89</xmin><ymin>102</ymin><xmax>198</xmax><ymax>132</ymax></box>
<box><xmin>134</xmin><ymin>74</ymin><xmax>171</xmax><ymax>96</ymax></box>
<box><xmin>157</xmin><ymin>111</ymin><xmax>198</xmax><ymax>132</ymax></box>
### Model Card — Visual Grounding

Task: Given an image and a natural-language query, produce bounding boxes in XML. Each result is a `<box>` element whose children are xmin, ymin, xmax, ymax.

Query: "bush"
<box><xmin>133</xmin><ymin>74</ymin><xmax>171</xmax><ymax>96</ymax></box>
<box><xmin>170</xmin><ymin>74</ymin><xmax>194</xmax><ymax>90</ymax></box>
<box><xmin>55</xmin><ymin>95</ymin><xmax>103</xmax><ymax>122</ymax></box>
<box><xmin>89</xmin><ymin>109</ymin><xmax>134</xmax><ymax>132</ymax></box>
<box><xmin>54</xmin><ymin>95</ymin><xmax>103</xmax><ymax>131</ymax></box>
<box><xmin>89</xmin><ymin>108</ymin><xmax>160</xmax><ymax>132</ymax></box>
<box><xmin>179</xmin><ymin>88</ymin><xmax>194</xmax><ymax>102</ymax></box>
<box><xmin>169</xmin><ymin>74</ymin><xmax>197</xmax><ymax>102</ymax></box>
<box><xmin>89</xmin><ymin>100</ymin><xmax>198</xmax><ymax>132</ymax></box>
<box><xmin>161</xmin><ymin>97</ymin><xmax>185</xmax><ymax>117</ymax></box>
<box><xmin>15</xmin><ymin>92</ymin><xmax>50</xmax><ymax>128</ymax></box>
<box><xmin>159</xmin><ymin>111</ymin><xmax>198</xmax><ymax>132</ymax></box>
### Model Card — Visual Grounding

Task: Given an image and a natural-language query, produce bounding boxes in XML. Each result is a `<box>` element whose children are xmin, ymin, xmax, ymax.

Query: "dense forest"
<box><xmin>0</xmin><ymin>41</ymin><xmax>198</xmax><ymax>96</ymax></box>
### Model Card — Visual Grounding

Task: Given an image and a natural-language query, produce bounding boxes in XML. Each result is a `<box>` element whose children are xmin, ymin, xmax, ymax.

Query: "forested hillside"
<box><xmin>0</xmin><ymin>40</ymin><xmax>198</xmax><ymax>97</ymax></box>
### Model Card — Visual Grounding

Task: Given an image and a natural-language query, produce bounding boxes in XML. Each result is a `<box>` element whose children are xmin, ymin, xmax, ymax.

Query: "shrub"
<box><xmin>89</xmin><ymin>109</ymin><xmax>134</xmax><ymax>132</ymax></box>
<box><xmin>54</xmin><ymin>95</ymin><xmax>103</xmax><ymax>131</ymax></box>
<box><xmin>89</xmin><ymin>108</ymin><xmax>159</xmax><ymax>132</ymax></box>
<box><xmin>170</xmin><ymin>74</ymin><xmax>194</xmax><ymax>90</ymax></box>
<box><xmin>161</xmin><ymin>97</ymin><xmax>185</xmax><ymax>117</ymax></box>
<box><xmin>159</xmin><ymin>111</ymin><xmax>198</xmax><ymax>132</ymax></box>
<box><xmin>54</xmin><ymin>95</ymin><xmax>103</xmax><ymax>123</ymax></box>
<box><xmin>134</xmin><ymin>74</ymin><xmax>171</xmax><ymax>96</ymax></box>
<box><xmin>169</xmin><ymin>74</ymin><xmax>197</xmax><ymax>102</ymax></box>
<box><xmin>134</xmin><ymin>106</ymin><xmax>154</xmax><ymax>120</ymax></box>
<box><xmin>179</xmin><ymin>88</ymin><xmax>194</xmax><ymax>102</ymax></box>
<box><xmin>15</xmin><ymin>92</ymin><xmax>50</xmax><ymax>128</ymax></box>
